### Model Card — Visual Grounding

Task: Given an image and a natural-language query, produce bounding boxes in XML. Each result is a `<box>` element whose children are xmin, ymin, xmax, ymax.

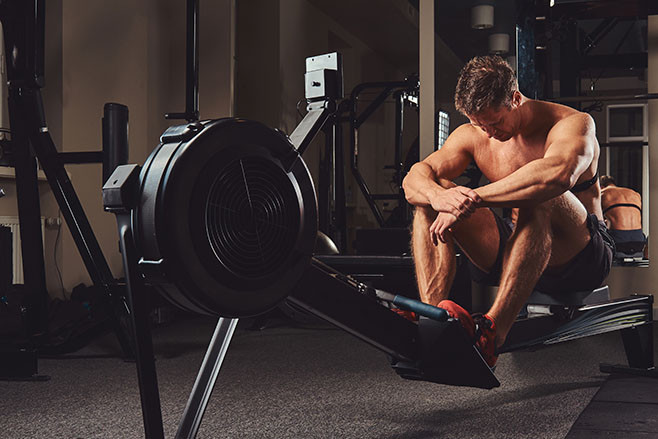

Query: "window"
<box><xmin>436</xmin><ymin>110</ymin><xmax>450</xmax><ymax>150</ymax></box>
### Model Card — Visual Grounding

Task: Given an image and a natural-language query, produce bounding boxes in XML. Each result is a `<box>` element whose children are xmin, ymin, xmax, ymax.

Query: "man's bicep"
<box><xmin>422</xmin><ymin>148</ymin><xmax>472</xmax><ymax>181</ymax></box>
<box><xmin>422</xmin><ymin>127</ymin><xmax>474</xmax><ymax>180</ymax></box>
<box><xmin>544</xmin><ymin>133</ymin><xmax>594</xmax><ymax>174</ymax></box>
<box><xmin>545</xmin><ymin>114</ymin><xmax>596</xmax><ymax>164</ymax></box>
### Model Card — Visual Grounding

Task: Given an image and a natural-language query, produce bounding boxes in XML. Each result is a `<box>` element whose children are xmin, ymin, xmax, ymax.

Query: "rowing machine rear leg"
<box><xmin>600</xmin><ymin>321</ymin><xmax>658</xmax><ymax>377</ymax></box>
<box><xmin>622</xmin><ymin>322</ymin><xmax>654</xmax><ymax>369</ymax></box>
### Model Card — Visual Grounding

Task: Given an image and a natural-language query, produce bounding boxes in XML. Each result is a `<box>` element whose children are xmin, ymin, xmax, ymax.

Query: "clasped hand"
<box><xmin>429</xmin><ymin>186</ymin><xmax>481</xmax><ymax>245</ymax></box>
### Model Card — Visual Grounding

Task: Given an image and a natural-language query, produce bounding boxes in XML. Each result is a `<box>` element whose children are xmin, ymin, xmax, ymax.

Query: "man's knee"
<box><xmin>516</xmin><ymin>199</ymin><xmax>554</xmax><ymax>229</ymax></box>
<box><xmin>413</xmin><ymin>205</ymin><xmax>435</xmax><ymax>223</ymax></box>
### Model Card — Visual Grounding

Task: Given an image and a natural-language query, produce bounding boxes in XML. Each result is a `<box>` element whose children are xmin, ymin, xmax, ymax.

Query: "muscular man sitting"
<box><xmin>402</xmin><ymin>56</ymin><xmax>615</xmax><ymax>367</ymax></box>
<box><xmin>600</xmin><ymin>175</ymin><xmax>647</xmax><ymax>256</ymax></box>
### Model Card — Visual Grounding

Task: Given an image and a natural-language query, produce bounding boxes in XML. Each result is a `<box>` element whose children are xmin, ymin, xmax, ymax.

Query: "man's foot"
<box><xmin>473</xmin><ymin>314</ymin><xmax>498</xmax><ymax>368</ymax></box>
<box><xmin>437</xmin><ymin>300</ymin><xmax>498</xmax><ymax>368</ymax></box>
<box><xmin>436</xmin><ymin>300</ymin><xmax>475</xmax><ymax>338</ymax></box>
<box><xmin>391</xmin><ymin>308</ymin><xmax>418</xmax><ymax>321</ymax></box>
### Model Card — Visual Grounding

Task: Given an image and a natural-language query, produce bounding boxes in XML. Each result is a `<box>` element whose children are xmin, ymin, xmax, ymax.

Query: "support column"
<box><xmin>419</xmin><ymin>0</ymin><xmax>435</xmax><ymax>160</ymax></box>
<box><xmin>647</xmin><ymin>14</ymin><xmax>657</xmax><ymax>307</ymax></box>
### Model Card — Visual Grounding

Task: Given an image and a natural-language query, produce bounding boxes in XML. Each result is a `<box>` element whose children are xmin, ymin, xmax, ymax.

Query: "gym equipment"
<box><xmin>302</xmin><ymin>71</ymin><xmax>420</xmax><ymax>251</ymax></box>
<box><xmin>315</xmin><ymin>254</ymin><xmax>472</xmax><ymax>310</ymax></box>
<box><xmin>314</xmin><ymin>231</ymin><xmax>340</xmax><ymax>255</ymax></box>
<box><xmin>127</xmin><ymin>118</ymin><xmax>318</xmax><ymax>317</ymax></box>
<box><xmin>104</xmin><ymin>53</ymin><xmax>655</xmax><ymax>438</ymax></box>
<box><xmin>347</xmin><ymin>76</ymin><xmax>419</xmax><ymax>229</ymax></box>
<box><xmin>614</xmin><ymin>241</ymin><xmax>648</xmax><ymax>265</ymax></box>
<box><xmin>0</xmin><ymin>0</ymin><xmax>134</xmax><ymax>380</ymax></box>
<box><xmin>165</xmin><ymin>0</ymin><xmax>199</xmax><ymax>122</ymax></box>
<box><xmin>105</xmin><ymin>116</ymin><xmax>655</xmax><ymax>436</ymax></box>
<box><xmin>296</xmin><ymin>52</ymin><xmax>347</xmax><ymax>250</ymax></box>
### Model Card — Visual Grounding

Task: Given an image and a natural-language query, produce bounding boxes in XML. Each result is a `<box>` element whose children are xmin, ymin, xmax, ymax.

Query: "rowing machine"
<box><xmin>102</xmin><ymin>114</ymin><xmax>654</xmax><ymax>438</ymax></box>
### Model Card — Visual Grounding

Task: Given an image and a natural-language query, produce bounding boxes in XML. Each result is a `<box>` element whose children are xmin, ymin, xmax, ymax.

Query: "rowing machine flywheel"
<box><xmin>134</xmin><ymin>118</ymin><xmax>317</xmax><ymax>317</ymax></box>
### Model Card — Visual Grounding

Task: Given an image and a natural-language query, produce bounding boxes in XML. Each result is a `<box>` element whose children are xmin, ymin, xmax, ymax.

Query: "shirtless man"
<box><xmin>402</xmin><ymin>56</ymin><xmax>614</xmax><ymax>367</ymax></box>
<box><xmin>600</xmin><ymin>175</ymin><xmax>646</xmax><ymax>254</ymax></box>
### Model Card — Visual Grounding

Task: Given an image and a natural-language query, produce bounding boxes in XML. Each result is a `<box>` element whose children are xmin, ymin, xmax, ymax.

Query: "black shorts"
<box><xmin>468</xmin><ymin>210</ymin><xmax>615</xmax><ymax>294</ymax></box>
<box><xmin>608</xmin><ymin>228</ymin><xmax>646</xmax><ymax>256</ymax></box>
<box><xmin>608</xmin><ymin>228</ymin><xmax>646</xmax><ymax>244</ymax></box>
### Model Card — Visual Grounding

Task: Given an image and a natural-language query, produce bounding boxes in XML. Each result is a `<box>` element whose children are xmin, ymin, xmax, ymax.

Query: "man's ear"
<box><xmin>511</xmin><ymin>91</ymin><xmax>522</xmax><ymax>108</ymax></box>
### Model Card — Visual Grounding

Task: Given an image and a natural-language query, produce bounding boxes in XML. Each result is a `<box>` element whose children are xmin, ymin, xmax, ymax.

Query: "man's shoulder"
<box><xmin>452</xmin><ymin>122</ymin><xmax>481</xmax><ymax>136</ymax></box>
<box><xmin>451</xmin><ymin>123</ymin><xmax>488</xmax><ymax>142</ymax></box>
<box><xmin>546</xmin><ymin>109</ymin><xmax>595</xmax><ymax>140</ymax></box>
<box><xmin>602</xmin><ymin>186</ymin><xmax>640</xmax><ymax>202</ymax></box>
<box><xmin>530</xmin><ymin>100</ymin><xmax>590</xmax><ymax>124</ymax></box>
<box><xmin>446</xmin><ymin>123</ymin><xmax>487</xmax><ymax>148</ymax></box>
<box><xmin>620</xmin><ymin>186</ymin><xmax>642</xmax><ymax>199</ymax></box>
<box><xmin>554</xmin><ymin>108</ymin><xmax>593</xmax><ymax>126</ymax></box>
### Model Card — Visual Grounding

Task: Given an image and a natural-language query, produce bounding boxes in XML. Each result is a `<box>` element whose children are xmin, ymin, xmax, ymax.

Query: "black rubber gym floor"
<box><xmin>0</xmin><ymin>313</ymin><xmax>656</xmax><ymax>438</ymax></box>
<box><xmin>566</xmin><ymin>374</ymin><xmax>658</xmax><ymax>438</ymax></box>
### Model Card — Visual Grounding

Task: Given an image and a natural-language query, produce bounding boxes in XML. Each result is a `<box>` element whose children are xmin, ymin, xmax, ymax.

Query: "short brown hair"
<box><xmin>600</xmin><ymin>175</ymin><xmax>616</xmax><ymax>188</ymax></box>
<box><xmin>454</xmin><ymin>55</ymin><xmax>517</xmax><ymax>116</ymax></box>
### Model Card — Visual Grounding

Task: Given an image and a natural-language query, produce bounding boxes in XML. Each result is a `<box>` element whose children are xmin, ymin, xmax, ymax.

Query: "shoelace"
<box><xmin>472</xmin><ymin>313</ymin><xmax>499</xmax><ymax>356</ymax></box>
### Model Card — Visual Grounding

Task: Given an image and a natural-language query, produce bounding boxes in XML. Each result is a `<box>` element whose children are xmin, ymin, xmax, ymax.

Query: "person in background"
<box><xmin>600</xmin><ymin>175</ymin><xmax>647</xmax><ymax>257</ymax></box>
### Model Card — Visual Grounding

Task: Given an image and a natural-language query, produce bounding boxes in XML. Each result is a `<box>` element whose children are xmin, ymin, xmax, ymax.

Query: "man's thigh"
<box><xmin>452</xmin><ymin>208</ymin><xmax>507</xmax><ymax>277</ymax></box>
<box><xmin>537</xmin><ymin>213</ymin><xmax>614</xmax><ymax>294</ymax></box>
<box><xmin>536</xmin><ymin>192</ymin><xmax>614</xmax><ymax>293</ymax></box>
<box><xmin>544</xmin><ymin>191</ymin><xmax>591</xmax><ymax>267</ymax></box>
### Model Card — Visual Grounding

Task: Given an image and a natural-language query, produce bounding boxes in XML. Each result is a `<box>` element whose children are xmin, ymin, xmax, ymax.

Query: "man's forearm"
<box><xmin>474</xmin><ymin>159</ymin><xmax>570</xmax><ymax>208</ymax></box>
<box><xmin>403</xmin><ymin>163</ymin><xmax>448</xmax><ymax>206</ymax></box>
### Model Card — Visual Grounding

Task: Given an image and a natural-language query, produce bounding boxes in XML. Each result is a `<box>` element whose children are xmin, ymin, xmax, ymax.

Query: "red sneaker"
<box><xmin>391</xmin><ymin>308</ymin><xmax>418</xmax><ymax>321</ymax></box>
<box><xmin>436</xmin><ymin>300</ymin><xmax>475</xmax><ymax>338</ymax></box>
<box><xmin>438</xmin><ymin>300</ymin><xmax>498</xmax><ymax>368</ymax></box>
<box><xmin>474</xmin><ymin>314</ymin><xmax>498</xmax><ymax>368</ymax></box>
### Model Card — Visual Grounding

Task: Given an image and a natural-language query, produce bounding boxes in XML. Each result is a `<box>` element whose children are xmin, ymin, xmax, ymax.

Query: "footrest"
<box><xmin>391</xmin><ymin>317</ymin><xmax>500</xmax><ymax>389</ymax></box>
<box><xmin>600</xmin><ymin>363</ymin><xmax>658</xmax><ymax>378</ymax></box>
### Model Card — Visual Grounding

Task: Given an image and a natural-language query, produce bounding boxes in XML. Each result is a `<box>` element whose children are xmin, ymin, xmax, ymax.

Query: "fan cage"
<box><xmin>205</xmin><ymin>156</ymin><xmax>301</xmax><ymax>279</ymax></box>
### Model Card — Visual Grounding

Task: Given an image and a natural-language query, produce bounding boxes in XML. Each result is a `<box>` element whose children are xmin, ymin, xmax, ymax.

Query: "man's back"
<box><xmin>601</xmin><ymin>185</ymin><xmax>642</xmax><ymax>230</ymax></box>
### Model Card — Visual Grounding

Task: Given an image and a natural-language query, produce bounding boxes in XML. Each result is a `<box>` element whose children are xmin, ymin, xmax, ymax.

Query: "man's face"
<box><xmin>468</xmin><ymin>106</ymin><xmax>515</xmax><ymax>142</ymax></box>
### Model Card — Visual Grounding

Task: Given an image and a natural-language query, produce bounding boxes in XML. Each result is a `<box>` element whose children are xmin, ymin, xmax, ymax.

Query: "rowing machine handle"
<box><xmin>392</xmin><ymin>295</ymin><xmax>449</xmax><ymax>322</ymax></box>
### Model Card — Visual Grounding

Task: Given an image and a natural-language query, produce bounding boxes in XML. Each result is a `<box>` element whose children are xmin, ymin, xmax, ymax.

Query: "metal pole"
<box><xmin>176</xmin><ymin>318</ymin><xmax>239</xmax><ymax>439</ymax></box>
<box><xmin>102</xmin><ymin>103</ymin><xmax>130</xmax><ymax>185</ymax></box>
<box><xmin>117</xmin><ymin>218</ymin><xmax>164</xmax><ymax>439</ymax></box>
<box><xmin>419</xmin><ymin>0</ymin><xmax>435</xmax><ymax>161</ymax></box>
<box><xmin>186</xmin><ymin>0</ymin><xmax>200</xmax><ymax>121</ymax></box>
<box><xmin>552</xmin><ymin>93</ymin><xmax>658</xmax><ymax>103</ymax></box>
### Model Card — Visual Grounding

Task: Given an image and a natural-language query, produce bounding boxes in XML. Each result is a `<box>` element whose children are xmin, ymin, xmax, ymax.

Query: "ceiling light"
<box><xmin>489</xmin><ymin>33</ymin><xmax>510</xmax><ymax>55</ymax></box>
<box><xmin>471</xmin><ymin>5</ymin><xmax>494</xmax><ymax>29</ymax></box>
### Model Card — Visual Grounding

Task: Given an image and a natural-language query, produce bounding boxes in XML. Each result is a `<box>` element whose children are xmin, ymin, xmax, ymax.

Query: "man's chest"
<box><xmin>474</xmin><ymin>139</ymin><xmax>547</xmax><ymax>182</ymax></box>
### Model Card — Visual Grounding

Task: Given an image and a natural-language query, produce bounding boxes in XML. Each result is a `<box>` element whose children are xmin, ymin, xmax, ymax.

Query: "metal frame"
<box><xmin>347</xmin><ymin>78</ymin><xmax>419</xmax><ymax>227</ymax></box>
<box><xmin>165</xmin><ymin>0</ymin><xmax>200</xmax><ymax>122</ymax></box>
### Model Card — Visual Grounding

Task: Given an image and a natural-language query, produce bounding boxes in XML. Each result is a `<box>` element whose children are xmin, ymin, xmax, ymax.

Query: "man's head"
<box><xmin>455</xmin><ymin>55</ymin><xmax>517</xmax><ymax>115</ymax></box>
<box><xmin>600</xmin><ymin>175</ymin><xmax>616</xmax><ymax>188</ymax></box>
<box><xmin>455</xmin><ymin>56</ymin><xmax>520</xmax><ymax>141</ymax></box>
